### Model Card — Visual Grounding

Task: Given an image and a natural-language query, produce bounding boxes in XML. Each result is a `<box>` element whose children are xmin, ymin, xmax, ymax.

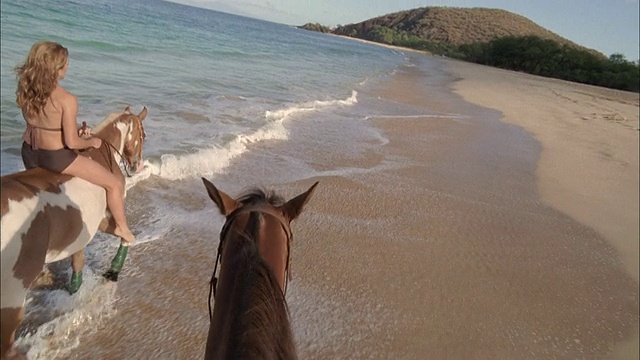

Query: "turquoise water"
<box><xmin>1</xmin><ymin>0</ymin><xmax>406</xmax><ymax>177</ymax></box>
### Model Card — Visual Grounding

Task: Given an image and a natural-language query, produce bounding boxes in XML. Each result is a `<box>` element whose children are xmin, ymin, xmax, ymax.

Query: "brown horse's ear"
<box><xmin>138</xmin><ymin>106</ymin><xmax>148</xmax><ymax>121</ymax></box>
<box><xmin>281</xmin><ymin>181</ymin><xmax>318</xmax><ymax>222</ymax></box>
<box><xmin>124</xmin><ymin>106</ymin><xmax>131</xmax><ymax>113</ymax></box>
<box><xmin>202</xmin><ymin>177</ymin><xmax>239</xmax><ymax>216</ymax></box>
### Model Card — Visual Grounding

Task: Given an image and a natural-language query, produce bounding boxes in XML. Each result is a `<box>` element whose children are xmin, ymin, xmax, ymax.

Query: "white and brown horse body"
<box><xmin>0</xmin><ymin>106</ymin><xmax>147</xmax><ymax>359</ymax></box>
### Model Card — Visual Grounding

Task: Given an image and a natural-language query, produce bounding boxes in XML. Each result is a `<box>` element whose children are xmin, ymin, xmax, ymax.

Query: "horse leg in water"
<box><xmin>103</xmin><ymin>241</ymin><xmax>130</xmax><ymax>282</ymax></box>
<box><xmin>68</xmin><ymin>250</ymin><xmax>86</xmax><ymax>295</ymax></box>
<box><xmin>0</xmin><ymin>306</ymin><xmax>26</xmax><ymax>360</ymax></box>
<box><xmin>68</xmin><ymin>240</ymin><xmax>131</xmax><ymax>291</ymax></box>
<box><xmin>98</xmin><ymin>218</ymin><xmax>131</xmax><ymax>282</ymax></box>
<box><xmin>1</xmin><ymin>258</ymin><xmax>42</xmax><ymax>359</ymax></box>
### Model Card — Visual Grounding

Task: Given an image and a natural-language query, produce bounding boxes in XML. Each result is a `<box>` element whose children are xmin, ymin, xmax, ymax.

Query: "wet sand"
<box><xmin>70</xmin><ymin>53</ymin><xmax>638</xmax><ymax>359</ymax></box>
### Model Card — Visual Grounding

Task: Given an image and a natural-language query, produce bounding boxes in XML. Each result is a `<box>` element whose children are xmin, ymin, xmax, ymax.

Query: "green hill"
<box><xmin>298</xmin><ymin>7</ymin><xmax>638</xmax><ymax>92</ymax></box>
<box><xmin>331</xmin><ymin>7</ymin><xmax>604</xmax><ymax>57</ymax></box>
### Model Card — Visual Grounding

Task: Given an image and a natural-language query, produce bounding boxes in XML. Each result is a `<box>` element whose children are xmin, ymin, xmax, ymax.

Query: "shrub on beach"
<box><xmin>456</xmin><ymin>36</ymin><xmax>639</xmax><ymax>92</ymax></box>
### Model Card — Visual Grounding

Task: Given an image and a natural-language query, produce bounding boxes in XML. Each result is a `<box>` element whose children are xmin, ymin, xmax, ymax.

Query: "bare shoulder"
<box><xmin>52</xmin><ymin>86</ymin><xmax>77</xmax><ymax>108</ymax></box>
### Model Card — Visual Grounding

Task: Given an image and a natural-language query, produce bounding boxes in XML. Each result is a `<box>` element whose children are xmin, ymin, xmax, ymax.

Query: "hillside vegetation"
<box><xmin>332</xmin><ymin>7</ymin><xmax>601</xmax><ymax>56</ymax></box>
<box><xmin>298</xmin><ymin>22</ymin><xmax>331</xmax><ymax>33</ymax></box>
<box><xmin>299</xmin><ymin>7</ymin><xmax>639</xmax><ymax>92</ymax></box>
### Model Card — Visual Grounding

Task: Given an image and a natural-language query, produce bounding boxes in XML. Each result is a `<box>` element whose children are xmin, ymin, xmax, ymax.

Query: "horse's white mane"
<box><xmin>92</xmin><ymin>111</ymin><xmax>127</xmax><ymax>133</ymax></box>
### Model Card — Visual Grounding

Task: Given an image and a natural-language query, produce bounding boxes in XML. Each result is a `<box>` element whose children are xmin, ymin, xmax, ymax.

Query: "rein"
<box><xmin>208</xmin><ymin>206</ymin><xmax>292</xmax><ymax>322</ymax></box>
<box><xmin>93</xmin><ymin>136</ymin><xmax>132</xmax><ymax>177</ymax></box>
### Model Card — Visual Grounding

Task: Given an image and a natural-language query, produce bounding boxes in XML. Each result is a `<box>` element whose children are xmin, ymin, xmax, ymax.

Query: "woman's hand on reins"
<box><xmin>78</xmin><ymin>121</ymin><xmax>92</xmax><ymax>137</ymax></box>
<box><xmin>78</xmin><ymin>127</ymin><xmax>91</xmax><ymax>138</ymax></box>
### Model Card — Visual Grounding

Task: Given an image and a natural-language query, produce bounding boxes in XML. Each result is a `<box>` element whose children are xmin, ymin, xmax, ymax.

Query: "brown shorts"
<box><xmin>22</xmin><ymin>141</ymin><xmax>78</xmax><ymax>173</ymax></box>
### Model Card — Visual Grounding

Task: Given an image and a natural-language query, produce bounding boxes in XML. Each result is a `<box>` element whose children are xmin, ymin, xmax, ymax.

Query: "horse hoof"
<box><xmin>103</xmin><ymin>270</ymin><xmax>120</xmax><ymax>282</ymax></box>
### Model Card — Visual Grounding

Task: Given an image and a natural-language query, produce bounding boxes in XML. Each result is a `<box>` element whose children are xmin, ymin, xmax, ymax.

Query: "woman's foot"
<box><xmin>114</xmin><ymin>226</ymin><xmax>136</xmax><ymax>244</ymax></box>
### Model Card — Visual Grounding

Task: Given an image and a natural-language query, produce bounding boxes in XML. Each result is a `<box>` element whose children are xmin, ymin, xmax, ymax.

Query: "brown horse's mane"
<box><xmin>92</xmin><ymin>111</ymin><xmax>126</xmax><ymax>133</ymax></box>
<box><xmin>236</xmin><ymin>188</ymin><xmax>285</xmax><ymax>207</ymax></box>
<box><xmin>225</xmin><ymin>211</ymin><xmax>297</xmax><ymax>359</ymax></box>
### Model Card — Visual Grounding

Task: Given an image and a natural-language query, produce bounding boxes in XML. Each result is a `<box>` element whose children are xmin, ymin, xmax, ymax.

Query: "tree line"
<box><xmin>362</xmin><ymin>26</ymin><xmax>639</xmax><ymax>92</ymax></box>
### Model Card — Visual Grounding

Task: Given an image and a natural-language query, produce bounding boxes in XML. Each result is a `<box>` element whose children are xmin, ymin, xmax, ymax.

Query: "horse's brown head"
<box><xmin>201</xmin><ymin>178</ymin><xmax>317</xmax><ymax>359</ymax></box>
<box><xmin>93</xmin><ymin>106</ymin><xmax>148</xmax><ymax>175</ymax></box>
<box><xmin>120</xmin><ymin>106</ymin><xmax>147</xmax><ymax>174</ymax></box>
<box><xmin>202</xmin><ymin>178</ymin><xmax>318</xmax><ymax>294</ymax></box>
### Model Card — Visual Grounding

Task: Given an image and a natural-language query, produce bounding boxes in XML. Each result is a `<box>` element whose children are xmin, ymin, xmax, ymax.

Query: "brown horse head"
<box><xmin>201</xmin><ymin>178</ymin><xmax>318</xmax><ymax>360</ymax></box>
<box><xmin>121</xmin><ymin>106</ymin><xmax>147</xmax><ymax>173</ymax></box>
<box><xmin>91</xmin><ymin>106</ymin><xmax>148</xmax><ymax>175</ymax></box>
<box><xmin>203</xmin><ymin>179</ymin><xmax>318</xmax><ymax>291</ymax></box>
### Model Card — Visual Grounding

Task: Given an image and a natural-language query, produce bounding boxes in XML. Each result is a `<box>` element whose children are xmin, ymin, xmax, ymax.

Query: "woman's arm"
<box><xmin>61</xmin><ymin>93</ymin><xmax>100</xmax><ymax>149</ymax></box>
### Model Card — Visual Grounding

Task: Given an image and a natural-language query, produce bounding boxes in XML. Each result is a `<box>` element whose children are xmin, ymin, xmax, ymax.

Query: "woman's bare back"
<box><xmin>23</xmin><ymin>86</ymin><xmax>76</xmax><ymax>150</ymax></box>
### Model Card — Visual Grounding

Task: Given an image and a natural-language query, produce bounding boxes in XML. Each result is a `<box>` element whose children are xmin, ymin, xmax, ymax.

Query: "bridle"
<box><xmin>208</xmin><ymin>205</ymin><xmax>293</xmax><ymax>321</ymax></box>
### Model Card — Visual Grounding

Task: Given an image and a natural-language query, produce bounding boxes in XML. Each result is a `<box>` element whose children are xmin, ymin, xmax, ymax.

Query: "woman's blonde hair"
<box><xmin>15</xmin><ymin>41</ymin><xmax>69</xmax><ymax>119</ymax></box>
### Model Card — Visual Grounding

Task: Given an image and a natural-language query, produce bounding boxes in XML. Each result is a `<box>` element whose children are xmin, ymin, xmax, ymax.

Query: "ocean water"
<box><xmin>1</xmin><ymin>0</ymin><xmax>408</xmax><ymax>178</ymax></box>
<box><xmin>0</xmin><ymin>0</ymin><xmax>413</xmax><ymax>357</ymax></box>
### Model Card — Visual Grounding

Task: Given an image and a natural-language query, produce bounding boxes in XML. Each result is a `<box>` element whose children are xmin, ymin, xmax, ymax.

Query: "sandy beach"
<box><xmin>449</xmin><ymin>60</ymin><xmax>639</xmax><ymax>359</ymax></box>
<box><xmin>450</xmin><ymin>61</ymin><xmax>639</xmax><ymax>281</ymax></box>
<box><xmin>65</xmin><ymin>49</ymin><xmax>639</xmax><ymax>359</ymax></box>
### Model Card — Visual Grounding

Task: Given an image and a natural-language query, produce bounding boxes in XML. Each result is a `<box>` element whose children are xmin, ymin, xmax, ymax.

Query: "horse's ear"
<box><xmin>202</xmin><ymin>177</ymin><xmax>239</xmax><ymax>216</ymax></box>
<box><xmin>138</xmin><ymin>106</ymin><xmax>148</xmax><ymax>121</ymax></box>
<box><xmin>124</xmin><ymin>106</ymin><xmax>131</xmax><ymax>113</ymax></box>
<box><xmin>281</xmin><ymin>181</ymin><xmax>318</xmax><ymax>222</ymax></box>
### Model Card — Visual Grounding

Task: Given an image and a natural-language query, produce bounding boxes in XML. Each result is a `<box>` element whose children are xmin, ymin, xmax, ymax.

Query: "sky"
<box><xmin>167</xmin><ymin>0</ymin><xmax>640</xmax><ymax>61</ymax></box>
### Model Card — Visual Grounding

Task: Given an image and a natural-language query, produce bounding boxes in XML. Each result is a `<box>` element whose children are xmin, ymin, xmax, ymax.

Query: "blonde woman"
<box><xmin>15</xmin><ymin>41</ymin><xmax>135</xmax><ymax>244</ymax></box>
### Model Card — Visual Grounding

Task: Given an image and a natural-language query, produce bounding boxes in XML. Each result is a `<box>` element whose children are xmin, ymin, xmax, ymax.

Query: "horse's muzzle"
<box><xmin>126</xmin><ymin>159</ymin><xmax>144</xmax><ymax>176</ymax></box>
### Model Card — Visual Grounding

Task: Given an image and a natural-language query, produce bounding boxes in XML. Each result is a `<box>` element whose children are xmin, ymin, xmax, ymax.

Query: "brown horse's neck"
<box><xmin>206</xmin><ymin>213</ymin><xmax>297</xmax><ymax>360</ymax></box>
<box><xmin>77</xmin><ymin>140</ymin><xmax>119</xmax><ymax>176</ymax></box>
<box><xmin>80</xmin><ymin>124</ymin><xmax>124</xmax><ymax>176</ymax></box>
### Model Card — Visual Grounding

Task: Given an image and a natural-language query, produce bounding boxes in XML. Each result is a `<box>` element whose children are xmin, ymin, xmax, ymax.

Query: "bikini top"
<box><xmin>24</xmin><ymin>123</ymin><xmax>62</xmax><ymax>150</ymax></box>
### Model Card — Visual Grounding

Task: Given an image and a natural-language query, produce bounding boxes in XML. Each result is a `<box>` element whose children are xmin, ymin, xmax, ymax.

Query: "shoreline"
<box><xmin>337</xmin><ymin>35</ymin><xmax>639</xmax><ymax>357</ymax></box>
<box><xmin>285</xmin><ymin>51</ymin><xmax>638</xmax><ymax>357</ymax></box>
<box><xmin>336</xmin><ymin>34</ymin><xmax>639</xmax><ymax>280</ymax></box>
<box><xmin>448</xmin><ymin>60</ymin><xmax>639</xmax><ymax>281</ymax></box>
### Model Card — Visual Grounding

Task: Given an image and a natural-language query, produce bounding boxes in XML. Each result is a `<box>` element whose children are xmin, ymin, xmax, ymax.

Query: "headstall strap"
<box><xmin>208</xmin><ymin>210</ymin><xmax>236</xmax><ymax>321</ymax></box>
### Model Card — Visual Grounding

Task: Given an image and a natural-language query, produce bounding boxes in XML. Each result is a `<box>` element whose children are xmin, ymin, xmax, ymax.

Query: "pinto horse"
<box><xmin>201</xmin><ymin>178</ymin><xmax>318</xmax><ymax>360</ymax></box>
<box><xmin>0</xmin><ymin>106</ymin><xmax>147</xmax><ymax>359</ymax></box>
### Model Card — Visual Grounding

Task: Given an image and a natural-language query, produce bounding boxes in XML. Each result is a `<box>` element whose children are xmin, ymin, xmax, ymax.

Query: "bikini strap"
<box><xmin>25</xmin><ymin>123</ymin><xmax>63</xmax><ymax>150</ymax></box>
<box><xmin>27</xmin><ymin>123</ymin><xmax>63</xmax><ymax>132</ymax></box>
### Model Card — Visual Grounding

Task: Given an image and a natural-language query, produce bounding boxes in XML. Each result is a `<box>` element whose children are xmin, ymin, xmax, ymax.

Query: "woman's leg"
<box><xmin>62</xmin><ymin>156</ymin><xmax>135</xmax><ymax>243</ymax></box>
